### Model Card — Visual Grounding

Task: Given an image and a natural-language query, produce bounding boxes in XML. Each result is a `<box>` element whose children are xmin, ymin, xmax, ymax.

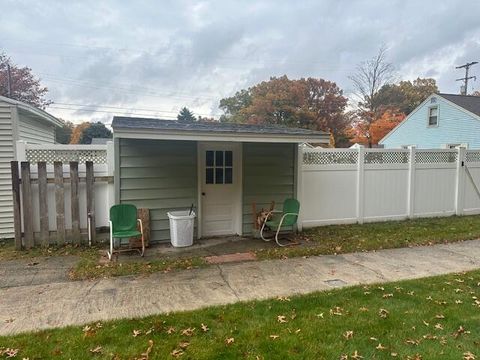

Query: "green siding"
<box><xmin>242</xmin><ymin>142</ymin><xmax>295</xmax><ymax>235</ymax></box>
<box><xmin>118</xmin><ymin>138</ymin><xmax>197</xmax><ymax>243</ymax></box>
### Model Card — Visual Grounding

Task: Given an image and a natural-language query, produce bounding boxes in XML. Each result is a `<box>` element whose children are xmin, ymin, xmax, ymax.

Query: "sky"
<box><xmin>1</xmin><ymin>0</ymin><xmax>479</xmax><ymax>124</ymax></box>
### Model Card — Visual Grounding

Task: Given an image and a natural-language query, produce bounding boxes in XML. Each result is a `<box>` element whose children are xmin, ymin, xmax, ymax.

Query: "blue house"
<box><xmin>380</xmin><ymin>93</ymin><xmax>480</xmax><ymax>149</ymax></box>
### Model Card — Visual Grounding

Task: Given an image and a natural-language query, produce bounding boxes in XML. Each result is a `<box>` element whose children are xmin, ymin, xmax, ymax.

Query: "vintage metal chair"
<box><xmin>260</xmin><ymin>198</ymin><xmax>300</xmax><ymax>247</ymax></box>
<box><xmin>107</xmin><ymin>204</ymin><xmax>145</xmax><ymax>260</ymax></box>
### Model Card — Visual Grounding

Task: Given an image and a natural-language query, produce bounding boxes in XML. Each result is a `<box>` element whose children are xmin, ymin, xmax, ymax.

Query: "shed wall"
<box><xmin>118</xmin><ymin>138</ymin><xmax>197</xmax><ymax>243</ymax></box>
<box><xmin>0</xmin><ymin>101</ymin><xmax>14</xmax><ymax>238</ymax></box>
<box><xmin>18</xmin><ymin>114</ymin><xmax>55</xmax><ymax>144</ymax></box>
<box><xmin>242</xmin><ymin>142</ymin><xmax>295</xmax><ymax>234</ymax></box>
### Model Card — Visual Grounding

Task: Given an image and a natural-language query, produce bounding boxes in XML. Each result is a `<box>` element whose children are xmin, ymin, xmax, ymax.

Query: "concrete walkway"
<box><xmin>1</xmin><ymin>240</ymin><xmax>480</xmax><ymax>336</ymax></box>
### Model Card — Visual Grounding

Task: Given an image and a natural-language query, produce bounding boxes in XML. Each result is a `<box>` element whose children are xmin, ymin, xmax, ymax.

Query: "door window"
<box><xmin>205</xmin><ymin>150</ymin><xmax>233</xmax><ymax>184</ymax></box>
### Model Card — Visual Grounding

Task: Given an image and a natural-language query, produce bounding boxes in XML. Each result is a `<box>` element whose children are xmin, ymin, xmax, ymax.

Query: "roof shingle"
<box><xmin>112</xmin><ymin>116</ymin><xmax>329</xmax><ymax>137</ymax></box>
<box><xmin>439</xmin><ymin>93</ymin><xmax>480</xmax><ymax>117</ymax></box>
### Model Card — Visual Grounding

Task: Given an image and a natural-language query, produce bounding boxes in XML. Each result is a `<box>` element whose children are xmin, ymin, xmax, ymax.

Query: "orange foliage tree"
<box><xmin>69</xmin><ymin>122</ymin><xmax>91</xmax><ymax>144</ymax></box>
<box><xmin>349</xmin><ymin>108</ymin><xmax>405</xmax><ymax>147</ymax></box>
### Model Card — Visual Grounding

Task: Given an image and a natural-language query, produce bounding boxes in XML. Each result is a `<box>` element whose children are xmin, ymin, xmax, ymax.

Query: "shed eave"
<box><xmin>113</xmin><ymin>128</ymin><xmax>329</xmax><ymax>144</ymax></box>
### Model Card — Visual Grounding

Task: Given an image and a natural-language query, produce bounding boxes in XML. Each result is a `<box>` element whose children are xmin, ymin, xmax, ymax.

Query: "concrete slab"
<box><xmin>1</xmin><ymin>240</ymin><xmax>480</xmax><ymax>336</ymax></box>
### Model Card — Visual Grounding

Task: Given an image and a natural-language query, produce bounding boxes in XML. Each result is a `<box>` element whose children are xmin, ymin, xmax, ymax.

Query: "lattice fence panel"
<box><xmin>364</xmin><ymin>151</ymin><xmax>409</xmax><ymax>164</ymax></box>
<box><xmin>26</xmin><ymin>149</ymin><xmax>107</xmax><ymax>164</ymax></box>
<box><xmin>466</xmin><ymin>151</ymin><xmax>480</xmax><ymax>163</ymax></box>
<box><xmin>303</xmin><ymin>150</ymin><xmax>358</xmax><ymax>165</ymax></box>
<box><xmin>415</xmin><ymin>151</ymin><xmax>457</xmax><ymax>164</ymax></box>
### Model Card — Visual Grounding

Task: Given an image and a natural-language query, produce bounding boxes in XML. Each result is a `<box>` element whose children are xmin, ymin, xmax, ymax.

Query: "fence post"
<box><xmin>54</xmin><ymin>162</ymin><xmax>65</xmax><ymax>245</ymax></box>
<box><xmin>356</xmin><ymin>146</ymin><xmax>365</xmax><ymax>224</ymax></box>
<box><xmin>407</xmin><ymin>146</ymin><xmax>416</xmax><ymax>218</ymax></box>
<box><xmin>296</xmin><ymin>144</ymin><xmax>303</xmax><ymax>232</ymax></box>
<box><xmin>70</xmin><ymin>161</ymin><xmax>81</xmax><ymax>244</ymax></box>
<box><xmin>455</xmin><ymin>147</ymin><xmax>466</xmax><ymax>216</ymax></box>
<box><xmin>38</xmin><ymin>162</ymin><xmax>49</xmax><ymax>247</ymax></box>
<box><xmin>21</xmin><ymin>162</ymin><xmax>34</xmax><ymax>249</ymax></box>
<box><xmin>10</xmin><ymin>161</ymin><xmax>22</xmax><ymax>250</ymax></box>
<box><xmin>86</xmin><ymin>161</ymin><xmax>96</xmax><ymax>244</ymax></box>
<box><xmin>15</xmin><ymin>140</ymin><xmax>26</xmax><ymax>161</ymax></box>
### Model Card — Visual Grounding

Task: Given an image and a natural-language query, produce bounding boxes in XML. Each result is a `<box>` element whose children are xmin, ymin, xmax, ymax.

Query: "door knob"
<box><xmin>202</xmin><ymin>192</ymin><xmax>206</xmax><ymax>196</ymax></box>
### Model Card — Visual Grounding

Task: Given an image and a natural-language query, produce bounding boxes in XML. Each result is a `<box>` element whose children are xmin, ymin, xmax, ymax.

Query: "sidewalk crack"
<box><xmin>216</xmin><ymin>265</ymin><xmax>240</xmax><ymax>300</ymax></box>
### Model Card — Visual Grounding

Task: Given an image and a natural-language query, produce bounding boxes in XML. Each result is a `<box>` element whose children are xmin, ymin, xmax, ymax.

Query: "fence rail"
<box><xmin>299</xmin><ymin>146</ymin><xmax>480</xmax><ymax>230</ymax></box>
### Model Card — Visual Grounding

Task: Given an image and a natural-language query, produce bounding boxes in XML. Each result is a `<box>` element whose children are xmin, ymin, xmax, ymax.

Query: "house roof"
<box><xmin>112</xmin><ymin>116</ymin><xmax>330</xmax><ymax>143</ymax></box>
<box><xmin>0</xmin><ymin>95</ymin><xmax>63</xmax><ymax>127</ymax></box>
<box><xmin>438</xmin><ymin>93</ymin><xmax>480</xmax><ymax>117</ymax></box>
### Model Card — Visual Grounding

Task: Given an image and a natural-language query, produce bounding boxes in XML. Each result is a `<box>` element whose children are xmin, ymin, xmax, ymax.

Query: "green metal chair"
<box><xmin>260</xmin><ymin>198</ymin><xmax>300</xmax><ymax>247</ymax></box>
<box><xmin>107</xmin><ymin>204</ymin><xmax>145</xmax><ymax>260</ymax></box>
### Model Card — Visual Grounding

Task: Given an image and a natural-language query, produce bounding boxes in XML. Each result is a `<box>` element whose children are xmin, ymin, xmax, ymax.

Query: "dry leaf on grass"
<box><xmin>351</xmin><ymin>350</ymin><xmax>363</xmax><ymax>359</ymax></box>
<box><xmin>201</xmin><ymin>323</ymin><xmax>209</xmax><ymax>332</ymax></box>
<box><xmin>181</xmin><ymin>328</ymin><xmax>195</xmax><ymax>336</ymax></box>
<box><xmin>225</xmin><ymin>337</ymin><xmax>234</xmax><ymax>345</ymax></box>
<box><xmin>171</xmin><ymin>349</ymin><xmax>184</xmax><ymax>358</ymax></box>
<box><xmin>89</xmin><ymin>346</ymin><xmax>102</xmax><ymax>354</ymax></box>
<box><xmin>378</xmin><ymin>308</ymin><xmax>389</xmax><ymax>318</ymax></box>
<box><xmin>343</xmin><ymin>330</ymin><xmax>354</xmax><ymax>340</ymax></box>
<box><xmin>178</xmin><ymin>342</ymin><xmax>190</xmax><ymax>349</ymax></box>
<box><xmin>166</xmin><ymin>327</ymin><xmax>176</xmax><ymax>334</ymax></box>
<box><xmin>133</xmin><ymin>329</ymin><xmax>142</xmax><ymax>337</ymax></box>
<box><xmin>464</xmin><ymin>352</ymin><xmax>476</xmax><ymax>360</ymax></box>
<box><xmin>269</xmin><ymin>334</ymin><xmax>279</xmax><ymax>340</ymax></box>
<box><xmin>277</xmin><ymin>315</ymin><xmax>287</xmax><ymax>323</ymax></box>
<box><xmin>375</xmin><ymin>343</ymin><xmax>386</xmax><ymax>350</ymax></box>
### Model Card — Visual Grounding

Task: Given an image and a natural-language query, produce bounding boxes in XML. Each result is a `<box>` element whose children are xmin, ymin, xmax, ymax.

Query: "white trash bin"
<box><xmin>168</xmin><ymin>210</ymin><xmax>196</xmax><ymax>247</ymax></box>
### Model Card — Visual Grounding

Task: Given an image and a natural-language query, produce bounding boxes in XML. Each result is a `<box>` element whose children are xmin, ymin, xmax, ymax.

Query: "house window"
<box><xmin>428</xmin><ymin>106</ymin><xmax>438</xmax><ymax>126</ymax></box>
<box><xmin>205</xmin><ymin>150</ymin><xmax>233</xmax><ymax>184</ymax></box>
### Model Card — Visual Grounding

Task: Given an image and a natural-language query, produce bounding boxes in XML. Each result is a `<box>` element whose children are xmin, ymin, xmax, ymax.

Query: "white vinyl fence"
<box><xmin>15</xmin><ymin>141</ymin><xmax>114</xmax><ymax>234</ymax></box>
<box><xmin>299</xmin><ymin>146</ymin><xmax>480</xmax><ymax>230</ymax></box>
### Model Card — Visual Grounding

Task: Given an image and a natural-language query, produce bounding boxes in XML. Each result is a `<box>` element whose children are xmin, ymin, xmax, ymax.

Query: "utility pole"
<box><xmin>6</xmin><ymin>63</ymin><xmax>12</xmax><ymax>97</ymax></box>
<box><xmin>456</xmin><ymin>61</ymin><xmax>478</xmax><ymax>95</ymax></box>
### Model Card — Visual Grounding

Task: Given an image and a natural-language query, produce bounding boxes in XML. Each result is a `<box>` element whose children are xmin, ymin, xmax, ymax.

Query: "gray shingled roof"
<box><xmin>112</xmin><ymin>116</ymin><xmax>329</xmax><ymax>137</ymax></box>
<box><xmin>439</xmin><ymin>93</ymin><xmax>480</xmax><ymax>117</ymax></box>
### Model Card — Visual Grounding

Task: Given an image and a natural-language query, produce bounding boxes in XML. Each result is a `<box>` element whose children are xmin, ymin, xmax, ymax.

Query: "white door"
<box><xmin>199</xmin><ymin>142</ymin><xmax>242</xmax><ymax>237</ymax></box>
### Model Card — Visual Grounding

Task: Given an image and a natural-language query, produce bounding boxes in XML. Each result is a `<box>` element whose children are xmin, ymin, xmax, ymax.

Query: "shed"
<box><xmin>0</xmin><ymin>96</ymin><xmax>63</xmax><ymax>238</ymax></box>
<box><xmin>112</xmin><ymin>117</ymin><xmax>329</xmax><ymax>243</ymax></box>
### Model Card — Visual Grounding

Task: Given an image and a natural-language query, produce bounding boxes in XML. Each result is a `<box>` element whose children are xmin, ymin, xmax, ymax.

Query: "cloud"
<box><xmin>1</xmin><ymin>0</ymin><xmax>479</xmax><ymax>122</ymax></box>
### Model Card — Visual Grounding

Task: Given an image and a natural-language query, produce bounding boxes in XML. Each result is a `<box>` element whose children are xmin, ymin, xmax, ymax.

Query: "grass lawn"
<box><xmin>2</xmin><ymin>215</ymin><xmax>480</xmax><ymax>280</ymax></box>
<box><xmin>2</xmin><ymin>270</ymin><xmax>480</xmax><ymax>359</ymax></box>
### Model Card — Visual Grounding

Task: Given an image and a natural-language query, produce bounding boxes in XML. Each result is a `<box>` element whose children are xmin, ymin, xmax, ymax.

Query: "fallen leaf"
<box><xmin>166</xmin><ymin>327</ymin><xmax>176</xmax><ymax>334</ymax></box>
<box><xmin>378</xmin><ymin>308</ymin><xmax>389</xmax><ymax>318</ymax></box>
<box><xmin>269</xmin><ymin>334</ymin><xmax>280</xmax><ymax>340</ymax></box>
<box><xmin>201</xmin><ymin>323</ymin><xmax>209</xmax><ymax>332</ymax></box>
<box><xmin>464</xmin><ymin>352</ymin><xmax>476</xmax><ymax>360</ymax></box>
<box><xmin>434</xmin><ymin>323</ymin><xmax>444</xmax><ymax>330</ymax></box>
<box><xmin>133</xmin><ymin>329</ymin><xmax>142</xmax><ymax>337</ymax></box>
<box><xmin>141</xmin><ymin>339</ymin><xmax>154</xmax><ymax>359</ymax></box>
<box><xmin>343</xmin><ymin>330</ymin><xmax>354</xmax><ymax>340</ymax></box>
<box><xmin>178</xmin><ymin>341</ymin><xmax>190</xmax><ymax>349</ymax></box>
<box><xmin>351</xmin><ymin>350</ymin><xmax>363</xmax><ymax>359</ymax></box>
<box><xmin>181</xmin><ymin>328</ymin><xmax>195</xmax><ymax>336</ymax></box>
<box><xmin>89</xmin><ymin>346</ymin><xmax>102</xmax><ymax>354</ymax></box>
<box><xmin>171</xmin><ymin>349</ymin><xmax>184</xmax><ymax>358</ymax></box>
<box><xmin>277</xmin><ymin>315</ymin><xmax>287</xmax><ymax>323</ymax></box>
<box><xmin>376</xmin><ymin>343</ymin><xmax>386</xmax><ymax>350</ymax></box>
<box><xmin>4</xmin><ymin>318</ymin><xmax>14</xmax><ymax>323</ymax></box>
<box><xmin>225</xmin><ymin>337</ymin><xmax>234</xmax><ymax>345</ymax></box>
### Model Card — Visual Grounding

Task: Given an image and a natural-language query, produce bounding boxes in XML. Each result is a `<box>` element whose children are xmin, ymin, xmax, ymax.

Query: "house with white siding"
<box><xmin>380</xmin><ymin>93</ymin><xmax>480</xmax><ymax>149</ymax></box>
<box><xmin>0</xmin><ymin>95</ymin><xmax>63</xmax><ymax>238</ymax></box>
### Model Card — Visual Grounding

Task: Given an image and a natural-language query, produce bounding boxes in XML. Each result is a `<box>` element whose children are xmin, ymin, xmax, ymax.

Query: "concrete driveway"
<box><xmin>1</xmin><ymin>240</ymin><xmax>480</xmax><ymax>336</ymax></box>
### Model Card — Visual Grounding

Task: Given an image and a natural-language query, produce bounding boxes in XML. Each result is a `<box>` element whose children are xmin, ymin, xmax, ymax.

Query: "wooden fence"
<box><xmin>11</xmin><ymin>160</ymin><xmax>113</xmax><ymax>250</ymax></box>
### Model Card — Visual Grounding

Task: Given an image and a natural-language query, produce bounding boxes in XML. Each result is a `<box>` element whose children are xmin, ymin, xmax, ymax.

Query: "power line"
<box><xmin>51</xmin><ymin>102</ymin><xmax>217</xmax><ymax>117</ymax></box>
<box><xmin>455</xmin><ymin>61</ymin><xmax>478</xmax><ymax>95</ymax></box>
<box><xmin>48</xmin><ymin>105</ymin><xmax>179</xmax><ymax>119</ymax></box>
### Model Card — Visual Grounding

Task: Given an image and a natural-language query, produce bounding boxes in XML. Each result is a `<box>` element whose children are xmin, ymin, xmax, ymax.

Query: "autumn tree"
<box><xmin>219</xmin><ymin>75</ymin><xmax>349</xmax><ymax>146</ymax></box>
<box><xmin>472</xmin><ymin>90</ymin><xmax>480</xmax><ymax>96</ymax></box>
<box><xmin>80</xmin><ymin>122</ymin><xmax>112</xmax><ymax>144</ymax></box>
<box><xmin>69</xmin><ymin>122</ymin><xmax>91</xmax><ymax>144</ymax></box>
<box><xmin>0</xmin><ymin>52</ymin><xmax>51</xmax><ymax>108</ymax></box>
<box><xmin>177</xmin><ymin>107</ymin><xmax>196</xmax><ymax>122</ymax></box>
<box><xmin>349</xmin><ymin>108</ymin><xmax>405</xmax><ymax>146</ymax></box>
<box><xmin>349</xmin><ymin>46</ymin><xmax>394</xmax><ymax>147</ymax></box>
<box><xmin>375</xmin><ymin>78</ymin><xmax>438</xmax><ymax>114</ymax></box>
<box><xmin>55</xmin><ymin>120</ymin><xmax>74</xmax><ymax>144</ymax></box>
